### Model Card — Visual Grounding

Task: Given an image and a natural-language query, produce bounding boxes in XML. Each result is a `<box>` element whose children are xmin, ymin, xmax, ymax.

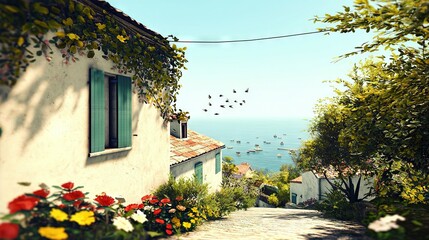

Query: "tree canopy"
<box><xmin>298</xmin><ymin>0</ymin><xmax>429</xmax><ymax>203</ymax></box>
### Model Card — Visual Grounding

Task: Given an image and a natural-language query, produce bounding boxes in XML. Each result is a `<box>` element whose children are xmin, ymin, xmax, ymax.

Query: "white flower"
<box><xmin>144</xmin><ymin>205</ymin><xmax>153</xmax><ymax>211</ymax></box>
<box><xmin>131</xmin><ymin>210</ymin><xmax>147</xmax><ymax>224</ymax></box>
<box><xmin>113</xmin><ymin>216</ymin><xmax>134</xmax><ymax>232</ymax></box>
<box><xmin>368</xmin><ymin>214</ymin><xmax>406</xmax><ymax>232</ymax></box>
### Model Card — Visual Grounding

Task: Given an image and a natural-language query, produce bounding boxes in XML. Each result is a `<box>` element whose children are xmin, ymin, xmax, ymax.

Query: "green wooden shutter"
<box><xmin>215</xmin><ymin>153</ymin><xmax>221</xmax><ymax>174</ymax></box>
<box><xmin>90</xmin><ymin>68</ymin><xmax>105</xmax><ymax>153</ymax></box>
<box><xmin>195</xmin><ymin>162</ymin><xmax>203</xmax><ymax>184</ymax></box>
<box><xmin>117</xmin><ymin>75</ymin><xmax>132</xmax><ymax>148</ymax></box>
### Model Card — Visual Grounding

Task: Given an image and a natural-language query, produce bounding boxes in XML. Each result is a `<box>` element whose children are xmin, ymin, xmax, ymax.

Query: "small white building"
<box><xmin>290</xmin><ymin>171</ymin><xmax>374</xmax><ymax>204</ymax></box>
<box><xmin>170</xmin><ymin>121</ymin><xmax>224</xmax><ymax>192</ymax></box>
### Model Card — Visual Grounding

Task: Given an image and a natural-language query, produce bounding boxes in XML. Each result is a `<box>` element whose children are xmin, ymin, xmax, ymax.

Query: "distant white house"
<box><xmin>170</xmin><ymin>120</ymin><xmax>224</xmax><ymax>192</ymax></box>
<box><xmin>290</xmin><ymin>171</ymin><xmax>374</xmax><ymax>204</ymax></box>
<box><xmin>233</xmin><ymin>162</ymin><xmax>254</xmax><ymax>179</ymax></box>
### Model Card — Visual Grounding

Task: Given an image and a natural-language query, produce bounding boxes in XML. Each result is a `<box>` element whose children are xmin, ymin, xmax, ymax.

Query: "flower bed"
<box><xmin>0</xmin><ymin>182</ymin><xmax>205</xmax><ymax>239</ymax></box>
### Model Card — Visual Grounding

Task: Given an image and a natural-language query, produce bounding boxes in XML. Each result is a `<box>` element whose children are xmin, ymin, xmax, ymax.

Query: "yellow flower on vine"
<box><xmin>190</xmin><ymin>219</ymin><xmax>195</xmax><ymax>224</ymax></box>
<box><xmin>188</xmin><ymin>212</ymin><xmax>194</xmax><ymax>218</ymax></box>
<box><xmin>191</xmin><ymin>207</ymin><xmax>198</xmax><ymax>213</ymax></box>
<box><xmin>96</xmin><ymin>23</ymin><xmax>106</xmax><ymax>30</ymax></box>
<box><xmin>70</xmin><ymin>210</ymin><xmax>95</xmax><ymax>226</ymax></box>
<box><xmin>116</xmin><ymin>35</ymin><xmax>129</xmax><ymax>43</ymax></box>
<box><xmin>38</xmin><ymin>226</ymin><xmax>68</xmax><ymax>240</ymax></box>
<box><xmin>182</xmin><ymin>221</ymin><xmax>191</xmax><ymax>229</ymax></box>
<box><xmin>50</xmin><ymin>208</ymin><xmax>68</xmax><ymax>222</ymax></box>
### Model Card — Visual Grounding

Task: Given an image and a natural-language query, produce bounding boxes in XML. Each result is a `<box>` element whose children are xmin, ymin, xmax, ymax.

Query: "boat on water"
<box><xmin>236</xmin><ymin>140</ymin><xmax>241</xmax><ymax>144</ymax></box>
<box><xmin>254</xmin><ymin>146</ymin><xmax>263</xmax><ymax>151</ymax></box>
<box><xmin>277</xmin><ymin>147</ymin><xmax>290</xmax><ymax>150</ymax></box>
<box><xmin>280</xmin><ymin>142</ymin><xmax>284</xmax><ymax>145</ymax></box>
<box><xmin>273</xmin><ymin>134</ymin><xmax>277</xmax><ymax>138</ymax></box>
<box><xmin>227</xmin><ymin>146</ymin><xmax>233</xmax><ymax>149</ymax></box>
<box><xmin>236</xmin><ymin>152</ymin><xmax>241</xmax><ymax>155</ymax></box>
<box><xmin>263</xmin><ymin>141</ymin><xmax>271</xmax><ymax>144</ymax></box>
<box><xmin>247</xmin><ymin>149</ymin><xmax>256</xmax><ymax>154</ymax></box>
<box><xmin>276</xmin><ymin>154</ymin><xmax>282</xmax><ymax>158</ymax></box>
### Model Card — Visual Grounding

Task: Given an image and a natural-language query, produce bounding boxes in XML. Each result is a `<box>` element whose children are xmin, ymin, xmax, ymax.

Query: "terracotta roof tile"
<box><xmin>290</xmin><ymin>176</ymin><xmax>302</xmax><ymax>183</ymax></box>
<box><xmin>170</xmin><ymin>129</ymin><xmax>225</xmax><ymax>166</ymax></box>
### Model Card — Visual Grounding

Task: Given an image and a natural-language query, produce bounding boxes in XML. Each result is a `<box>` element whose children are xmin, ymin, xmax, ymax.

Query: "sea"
<box><xmin>189</xmin><ymin>118</ymin><xmax>311</xmax><ymax>173</ymax></box>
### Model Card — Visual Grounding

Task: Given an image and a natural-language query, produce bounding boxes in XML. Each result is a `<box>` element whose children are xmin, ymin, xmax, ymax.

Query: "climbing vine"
<box><xmin>0</xmin><ymin>0</ymin><xmax>187</xmax><ymax>119</ymax></box>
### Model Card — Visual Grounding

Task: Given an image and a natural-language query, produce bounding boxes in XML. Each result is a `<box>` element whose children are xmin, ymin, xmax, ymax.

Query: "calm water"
<box><xmin>189</xmin><ymin>118</ymin><xmax>311</xmax><ymax>172</ymax></box>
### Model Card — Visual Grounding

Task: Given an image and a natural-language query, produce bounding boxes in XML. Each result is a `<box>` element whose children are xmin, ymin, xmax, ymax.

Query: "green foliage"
<box><xmin>308</xmin><ymin>0</ymin><xmax>429</xmax><ymax>204</ymax></box>
<box><xmin>317</xmin><ymin>187</ymin><xmax>354</xmax><ymax>220</ymax></box>
<box><xmin>267</xmin><ymin>194</ymin><xmax>279</xmax><ymax>207</ymax></box>
<box><xmin>153</xmin><ymin>175</ymin><xmax>208</xmax><ymax>208</ymax></box>
<box><xmin>0</xmin><ymin>0</ymin><xmax>187</xmax><ymax>119</ymax></box>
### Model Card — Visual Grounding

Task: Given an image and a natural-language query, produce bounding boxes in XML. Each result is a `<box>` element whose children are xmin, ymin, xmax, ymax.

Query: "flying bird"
<box><xmin>219</xmin><ymin>94</ymin><xmax>223</xmax><ymax>97</ymax></box>
<box><xmin>214</xmin><ymin>113</ymin><xmax>219</xmax><ymax>115</ymax></box>
<box><xmin>243</xmin><ymin>100</ymin><xmax>246</xmax><ymax>103</ymax></box>
<box><xmin>245</xmin><ymin>88</ymin><xmax>249</xmax><ymax>93</ymax></box>
<box><xmin>209</xmin><ymin>102</ymin><xmax>212</xmax><ymax>106</ymax></box>
<box><xmin>233</xmin><ymin>89</ymin><xmax>236</xmax><ymax>93</ymax></box>
<box><xmin>203</xmin><ymin>109</ymin><xmax>208</xmax><ymax>112</ymax></box>
<box><xmin>220</xmin><ymin>105</ymin><xmax>225</xmax><ymax>108</ymax></box>
<box><xmin>234</xmin><ymin>100</ymin><xmax>238</xmax><ymax>103</ymax></box>
<box><xmin>239</xmin><ymin>103</ymin><xmax>243</xmax><ymax>106</ymax></box>
<box><xmin>229</xmin><ymin>105</ymin><xmax>233</xmax><ymax>108</ymax></box>
<box><xmin>225</xmin><ymin>99</ymin><xmax>229</xmax><ymax>103</ymax></box>
<box><xmin>208</xmin><ymin>95</ymin><xmax>211</xmax><ymax>99</ymax></box>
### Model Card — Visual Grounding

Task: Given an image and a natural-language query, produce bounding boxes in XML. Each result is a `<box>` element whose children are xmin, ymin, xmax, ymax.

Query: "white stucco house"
<box><xmin>290</xmin><ymin>171</ymin><xmax>374</xmax><ymax>204</ymax></box>
<box><xmin>170</xmin><ymin>120</ymin><xmax>225</xmax><ymax>192</ymax></box>
<box><xmin>0</xmin><ymin>0</ymin><xmax>174</xmax><ymax>211</ymax></box>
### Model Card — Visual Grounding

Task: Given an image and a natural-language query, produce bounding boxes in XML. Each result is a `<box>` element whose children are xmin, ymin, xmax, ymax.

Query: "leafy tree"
<box><xmin>311</xmin><ymin>0</ymin><xmax>429</xmax><ymax>202</ymax></box>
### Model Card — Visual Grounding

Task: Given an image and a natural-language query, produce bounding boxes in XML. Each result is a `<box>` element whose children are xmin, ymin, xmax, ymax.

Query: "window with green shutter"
<box><xmin>194</xmin><ymin>162</ymin><xmax>203</xmax><ymax>184</ymax></box>
<box><xmin>89</xmin><ymin>68</ymin><xmax>132</xmax><ymax>154</ymax></box>
<box><xmin>215</xmin><ymin>153</ymin><xmax>221</xmax><ymax>174</ymax></box>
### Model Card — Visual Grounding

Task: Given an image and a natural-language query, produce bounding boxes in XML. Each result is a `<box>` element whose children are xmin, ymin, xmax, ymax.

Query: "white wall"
<box><xmin>0</xmin><ymin>47</ymin><xmax>170</xmax><ymax>213</ymax></box>
<box><xmin>170</xmin><ymin>149</ymin><xmax>222</xmax><ymax>192</ymax></box>
<box><xmin>290</xmin><ymin>171</ymin><xmax>319</xmax><ymax>204</ymax></box>
<box><xmin>290</xmin><ymin>171</ymin><xmax>374</xmax><ymax>204</ymax></box>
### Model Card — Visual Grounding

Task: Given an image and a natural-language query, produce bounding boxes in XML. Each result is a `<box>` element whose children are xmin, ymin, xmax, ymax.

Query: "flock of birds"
<box><xmin>203</xmin><ymin>88</ymin><xmax>249</xmax><ymax>115</ymax></box>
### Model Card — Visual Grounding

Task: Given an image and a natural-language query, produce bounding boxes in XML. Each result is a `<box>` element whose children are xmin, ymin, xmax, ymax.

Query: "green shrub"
<box><xmin>317</xmin><ymin>187</ymin><xmax>354</xmax><ymax>220</ymax></box>
<box><xmin>153</xmin><ymin>175</ymin><xmax>209</xmax><ymax>208</ymax></box>
<box><xmin>268</xmin><ymin>194</ymin><xmax>279</xmax><ymax>207</ymax></box>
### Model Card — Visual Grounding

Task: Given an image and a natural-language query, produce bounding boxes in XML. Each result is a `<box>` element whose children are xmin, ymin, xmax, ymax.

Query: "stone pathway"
<box><xmin>166</xmin><ymin>207</ymin><xmax>368</xmax><ymax>240</ymax></box>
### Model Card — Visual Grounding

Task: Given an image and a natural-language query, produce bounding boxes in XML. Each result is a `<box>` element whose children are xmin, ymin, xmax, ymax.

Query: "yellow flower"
<box><xmin>50</xmin><ymin>208</ymin><xmax>68</xmax><ymax>222</ymax></box>
<box><xmin>171</xmin><ymin>217</ymin><xmax>181</xmax><ymax>228</ymax></box>
<box><xmin>188</xmin><ymin>212</ymin><xmax>194</xmax><ymax>218</ymax></box>
<box><xmin>182</xmin><ymin>221</ymin><xmax>191</xmax><ymax>229</ymax></box>
<box><xmin>96</xmin><ymin>23</ymin><xmax>106</xmax><ymax>30</ymax></box>
<box><xmin>70</xmin><ymin>210</ymin><xmax>95</xmax><ymax>226</ymax></box>
<box><xmin>38</xmin><ymin>226</ymin><xmax>68</xmax><ymax>240</ymax></box>
<box><xmin>191</xmin><ymin>207</ymin><xmax>198</xmax><ymax>213</ymax></box>
<box><xmin>116</xmin><ymin>35</ymin><xmax>128</xmax><ymax>43</ymax></box>
<box><xmin>190</xmin><ymin>219</ymin><xmax>195</xmax><ymax>224</ymax></box>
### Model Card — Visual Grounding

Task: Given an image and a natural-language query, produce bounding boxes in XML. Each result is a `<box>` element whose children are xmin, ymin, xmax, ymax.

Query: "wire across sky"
<box><xmin>168</xmin><ymin>30</ymin><xmax>328</xmax><ymax>44</ymax></box>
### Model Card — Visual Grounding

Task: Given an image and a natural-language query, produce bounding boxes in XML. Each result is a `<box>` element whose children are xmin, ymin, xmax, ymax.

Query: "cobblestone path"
<box><xmin>167</xmin><ymin>207</ymin><xmax>368</xmax><ymax>240</ymax></box>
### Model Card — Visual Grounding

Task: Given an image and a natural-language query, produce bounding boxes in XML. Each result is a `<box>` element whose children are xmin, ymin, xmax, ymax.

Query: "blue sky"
<box><xmin>106</xmin><ymin>0</ymin><xmax>372</xmax><ymax>120</ymax></box>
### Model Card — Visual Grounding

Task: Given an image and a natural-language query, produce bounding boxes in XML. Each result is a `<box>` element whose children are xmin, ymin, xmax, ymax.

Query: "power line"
<box><xmin>168</xmin><ymin>30</ymin><xmax>327</xmax><ymax>44</ymax></box>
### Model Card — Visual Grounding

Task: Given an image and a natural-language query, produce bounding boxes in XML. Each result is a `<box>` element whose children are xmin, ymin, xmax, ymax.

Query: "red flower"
<box><xmin>33</xmin><ymin>189</ymin><xmax>50</xmax><ymax>198</ymax></box>
<box><xmin>63</xmin><ymin>190</ymin><xmax>85</xmax><ymax>201</ymax></box>
<box><xmin>73</xmin><ymin>200</ymin><xmax>82</xmax><ymax>208</ymax></box>
<box><xmin>125</xmin><ymin>203</ymin><xmax>139</xmax><ymax>212</ymax></box>
<box><xmin>175</xmin><ymin>196</ymin><xmax>183</xmax><ymax>201</ymax></box>
<box><xmin>61</xmin><ymin>182</ymin><xmax>74</xmax><ymax>190</ymax></box>
<box><xmin>166</xmin><ymin>229</ymin><xmax>173</xmax><ymax>235</ymax></box>
<box><xmin>160</xmin><ymin>198</ymin><xmax>170</xmax><ymax>204</ymax></box>
<box><xmin>8</xmin><ymin>195</ymin><xmax>39</xmax><ymax>213</ymax></box>
<box><xmin>0</xmin><ymin>223</ymin><xmax>19</xmax><ymax>239</ymax></box>
<box><xmin>94</xmin><ymin>195</ymin><xmax>115</xmax><ymax>206</ymax></box>
<box><xmin>149</xmin><ymin>198</ymin><xmax>159</xmax><ymax>204</ymax></box>
<box><xmin>155</xmin><ymin>218</ymin><xmax>165</xmax><ymax>224</ymax></box>
<box><xmin>166</xmin><ymin>223</ymin><xmax>173</xmax><ymax>230</ymax></box>
<box><xmin>153</xmin><ymin>208</ymin><xmax>162</xmax><ymax>215</ymax></box>
<box><xmin>141</xmin><ymin>194</ymin><xmax>154</xmax><ymax>201</ymax></box>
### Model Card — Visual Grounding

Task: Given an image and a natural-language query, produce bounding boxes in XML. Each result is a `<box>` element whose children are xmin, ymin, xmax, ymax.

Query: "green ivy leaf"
<box><xmin>34</xmin><ymin>20</ymin><xmax>49</xmax><ymax>29</ymax></box>
<box><xmin>33</xmin><ymin>2</ymin><xmax>49</xmax><ymax>15</ymax></box>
